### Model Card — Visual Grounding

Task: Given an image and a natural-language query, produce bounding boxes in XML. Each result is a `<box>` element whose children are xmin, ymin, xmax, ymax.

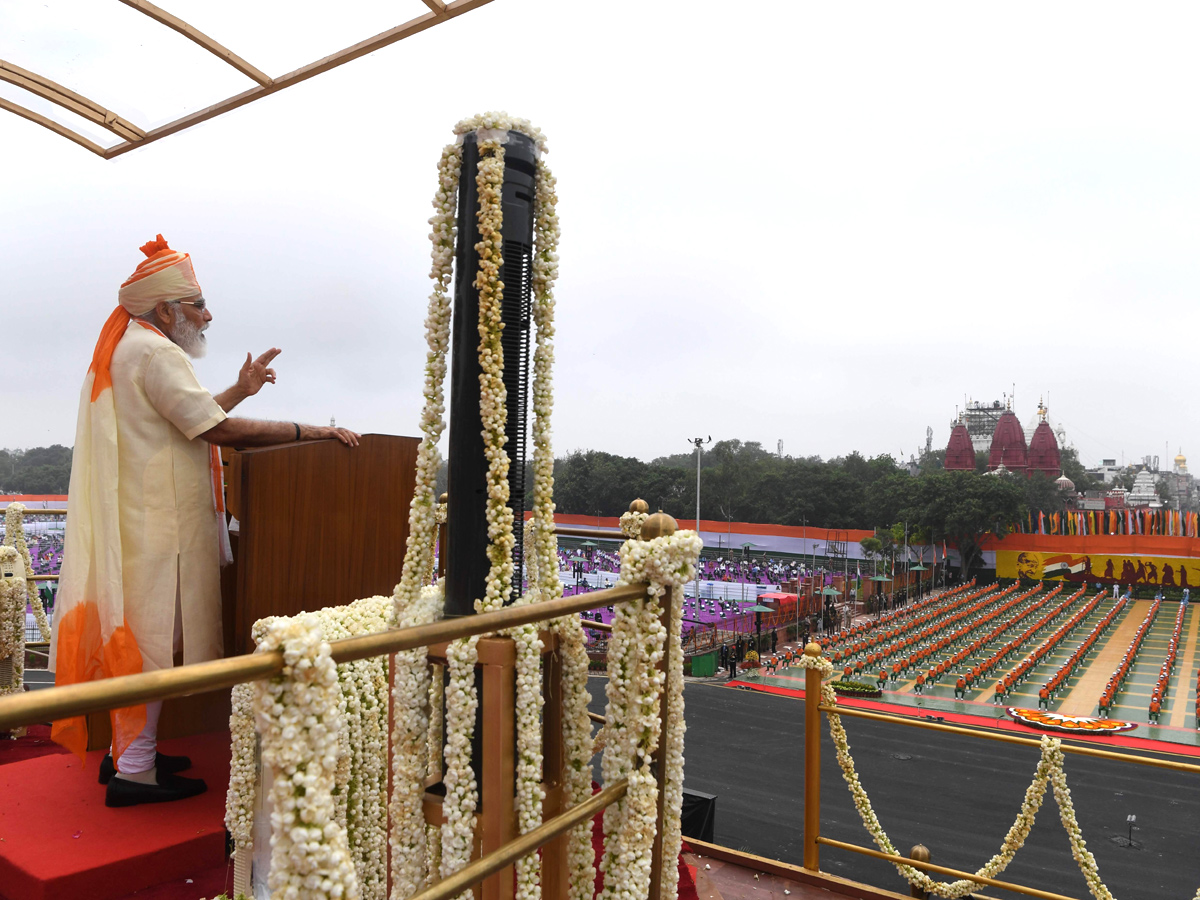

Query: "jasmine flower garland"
<box><xmin>3</xmin><ymin>503</ymin><xmax>51</xmax><ymax>640</ymax></box>
<box><xmin>0</xmin><ymin>547</ymin><xmax>26</xmax><ymax>695</ymax></box>
<box><xmin>600</xmin><ymin>530</ymin><xmax>702</xmax><ymax>900</ymax></box>
<box><xmin>226</xmin><ymin>599</ymin><xmax>390</xmax><ymax>900</ymax></box>
<box><xmin>388</xmin><ymin>112</ymin><xmax>565</xmax><ymax>900</ymax></box>
<box><xmin>798</xmin><ymin>651</ymin><xmax>1128</xmax><ymax>899</ymax></box>
<box><xmin>391</xmin><ymin>582</ymin><xmax>445</xmax><ymax>897</ymax></box>
<box><xmin>252</xmin><ymin>614</ymin><xmax>359</xmax><ymax>900</ymax></box>
<box><xmin>619</xmin><ymin>510</ymin><xmax>648</xmax><ymax>539</ymax></box>
<box><xmin>225</xmin><ymin>682</ymin><xmax>256</xmax><ymax>887</ymax></box>
<box><xmin>441</xmin><ymin>633</ymin><xmax>480</xmax><ymax>897</ymax></box>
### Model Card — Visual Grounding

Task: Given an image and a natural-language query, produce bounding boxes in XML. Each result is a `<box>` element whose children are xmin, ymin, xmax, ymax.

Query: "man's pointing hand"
<box><xmin>238</xmin><ymin>347</ymin><xmax>281</xmax><ymax>397</ymax></box>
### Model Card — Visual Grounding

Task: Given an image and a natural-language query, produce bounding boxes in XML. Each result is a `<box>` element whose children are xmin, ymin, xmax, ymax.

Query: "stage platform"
<box><xmin>0</xmin><ymin>731</ymin><xmax>231</xmax><ymax>900</ymax></box>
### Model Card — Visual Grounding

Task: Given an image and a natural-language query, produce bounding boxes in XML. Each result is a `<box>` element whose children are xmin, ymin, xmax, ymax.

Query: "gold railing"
<box><xmin>0</xmin><ymin>579</ymin><xmax>669</xmax><ymax>900</ymax></box>
<box><xmin>799</xmin><ymin>645</ymin><xmax>1200</xmax><ymax>900</ymax></box>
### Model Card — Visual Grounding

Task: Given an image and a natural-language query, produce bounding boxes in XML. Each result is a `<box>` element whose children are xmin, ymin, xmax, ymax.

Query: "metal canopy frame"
<box><xmin>1</xmin><ymin>0</ymin><xmax>492</xmax><ymax>159</ymax></box>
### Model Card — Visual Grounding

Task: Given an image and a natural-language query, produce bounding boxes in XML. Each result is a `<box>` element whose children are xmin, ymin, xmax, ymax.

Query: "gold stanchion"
<box><xmin>908</xmin><ymin>845</ymin><xmax>930</xmax><ymax>899</ymax></box>
<box><xmin>802</xmin><ymin>642</ymin><xmax>822</xmax><ymax>871</ymax></box>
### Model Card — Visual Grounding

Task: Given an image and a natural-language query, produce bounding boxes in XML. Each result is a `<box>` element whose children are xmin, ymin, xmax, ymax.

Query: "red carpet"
<box><xmin>590</xmin><ymin>784</ymin><xmax>698</xmax><ymax>900</ymax></box>
<box><xmin>0</xmin><ymin>726</ymin><xmax>70</xmax><ymax>766</ymax></box>
<box><xmin>726</xmin><ymin>680</ymin><xmax>1200</xmax><ymax>757</ymax></box>
<box><xmin>0</xmin><ymin>732</ymin><xmax>230</xmax><ymax>900</ymax></box>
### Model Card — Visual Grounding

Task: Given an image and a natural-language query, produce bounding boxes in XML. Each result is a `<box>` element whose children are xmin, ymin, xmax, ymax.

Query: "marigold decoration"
<box><xmin>1006</xmin><ymin>708</ymin><xmax>1138</xmax><ymax>735</ymax></box>
<box><xmin>798</xmin><ymin>651</ymin><xmax>1148</xmax><ymax>900</ymax></box>
<box><xmin>3</xmin><ymin>503</ymin><xmax>51</xmax><ymax>641</ymax></box>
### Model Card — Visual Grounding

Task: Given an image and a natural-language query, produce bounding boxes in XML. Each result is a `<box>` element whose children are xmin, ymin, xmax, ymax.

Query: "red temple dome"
<box><xmin>1028</xmin><ymin>420</ymin><xmax>1061</xmax><ymax>478</ymax></box>
<box><xmin>944</xmin><ymin>423</ymin><xmax>976</xmax><ymax>471</ymax></box>
<box><xmin>988</xmin><ymin>410</ymin><xmax>1028</xmax><ymax>473</ymax></box>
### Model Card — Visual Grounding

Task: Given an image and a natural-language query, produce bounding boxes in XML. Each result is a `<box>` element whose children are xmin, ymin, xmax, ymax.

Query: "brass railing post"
<box><xmin>909</xmin><ymin>845</ymin><xmax>930</xmax><ymax>898</ymax></box>
<box><xmin>803</xmin><ymin>641</ymin><xmax>823</xmax><ymax>871</ymax></box>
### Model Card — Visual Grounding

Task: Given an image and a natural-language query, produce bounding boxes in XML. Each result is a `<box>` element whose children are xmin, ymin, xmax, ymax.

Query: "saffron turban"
<box><xmin>89</xmin><ymin>235</ymin><xmax>201</xmax><ymax>401</ymax></box>
<box><xmin>117</xmin><ymin>235</ymin><xmax>202</xmax><ymax>315</ymax></box>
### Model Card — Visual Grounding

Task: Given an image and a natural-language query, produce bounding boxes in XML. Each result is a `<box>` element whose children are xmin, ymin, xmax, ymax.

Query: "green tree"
<box><xmin>0</xmin><ymin>445</ymin><xmax>73</xmax><ymax>494</ymax></box>
<box><xmin>1060</xmin><ymin>447</ymin><xmax>1101</xmax><ymax>493</ymax></box>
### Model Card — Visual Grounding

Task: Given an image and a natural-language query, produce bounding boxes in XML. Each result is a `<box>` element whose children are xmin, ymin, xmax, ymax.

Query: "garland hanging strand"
<box><xmin>473</xmin><ymin>139</ymin><xmax>515</xmax><ymax>616</ymax></box>
<box><xmin>388</xmin><ymin>139</ymin><xmax>461</xmax><ymax>897</ymax></box>
<box><xmin>394</xmin><ymin>143</ymin><xmax>461</xmax><ymax>612</ymax></box>
<box><xmin>441</xmin><ymin>634</ymin><xmax>480</xmax><ymax>898</ymax></box>
<box><xmin>796</xmin><ymin>651</ymin><xmax>1131</xmax><ymax>900</ymax></box>
<box><xmin>600</xmin><ymin>531</ymin><xmax>702</xmax><ymax>900</ymax></box>
<box><xmin>3</xmin><ymin>503</ymin><xmax>51</xmax><ymax>640</ymax></box>
<box><xmin>252</xmin><ymin>614</ymin><xmax>359</xmax><ymax>900</ymax></box>
<box><xmin>391</xmin><ymin>583</ymin><xmax>445</xmax><ymax>897</ymax></box>
<box><xmin>0</xmin><ymin>547</ymin><xmax>26</xmax><ymax>696</ymax></box>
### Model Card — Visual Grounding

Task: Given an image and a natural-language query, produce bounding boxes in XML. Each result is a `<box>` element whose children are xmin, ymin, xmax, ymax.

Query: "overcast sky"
<box><xmin>2</xmin><ymin>1</ymin><xmax>1199</xmax><ymax>469</ymax></box>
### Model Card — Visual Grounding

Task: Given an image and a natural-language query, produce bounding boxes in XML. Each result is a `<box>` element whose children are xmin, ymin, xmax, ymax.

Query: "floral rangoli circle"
<box><xmin>1006</xmin><ymin>707</ymin><xmax>1138</xmax><ymax>735</ymax></box>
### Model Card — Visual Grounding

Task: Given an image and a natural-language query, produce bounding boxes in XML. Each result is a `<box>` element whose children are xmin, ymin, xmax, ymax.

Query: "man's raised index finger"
<box><xmin>255</xmin><ymin>347</ymin><xmax>282</xmax><ymax>366</ymax></box>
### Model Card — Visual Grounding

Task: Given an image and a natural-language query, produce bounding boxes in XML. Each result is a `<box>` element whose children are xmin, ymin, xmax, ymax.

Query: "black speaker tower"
<box><xmin>444</xmin><ymin>130</ymin><xmax>538</xmax><ymax>617</ymax></box>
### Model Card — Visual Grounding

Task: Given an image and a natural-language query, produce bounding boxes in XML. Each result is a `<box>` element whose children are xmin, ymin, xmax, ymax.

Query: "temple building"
<box><xmin>944</xmin><ymin>396</ymin><xmax>1068</xmax><ymax>480</ymax></box>
<box><xmin>944</xmin><ymin>419</ymin><xmax>977</xmax><ymax>470</ymax></box>
<box><xmin>1026</xmin><ymin>400</ymin><xmax>1062</xmax><ymax>478</ymax></box>
<box><xmin>987</xmin><ymin>405</ymin><xmax>1028</xmax><ymax>474</ymax></box>
<box><xmin>1127</xmin><ymin>468</ymin><xmax>1163</xmax><ymax>508</ymax></box>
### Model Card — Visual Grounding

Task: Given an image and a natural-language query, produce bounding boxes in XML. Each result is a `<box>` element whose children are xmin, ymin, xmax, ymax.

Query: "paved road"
<box><xmin>588</xmin><ymin>676</ymin><xmax>1199</xmax><ymax>900</ymax></box>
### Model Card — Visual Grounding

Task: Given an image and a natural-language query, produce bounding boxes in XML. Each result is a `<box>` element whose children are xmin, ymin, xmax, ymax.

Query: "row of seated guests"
<box><xmin>1098</xmin><ymin>600</ymin><xmax>1160</xmax><ymax>717</ymax></box>
<box><xmin>1149</xmin><ymin>604</ymin><xmax>1187</xmax><ymax>722</ymax></box>
<box><xmin>1196</xmin><ymin>670</ymin><xmax>1200</xmax><ymax>725</ymax></box>
<box><xmin>922</xmin><ymin>587</ymin><xmax>1074</xmax><ymax>698</ymax></box>
<box><xmin>843</xmin><ymin>587</ymin><xmax>1027</xmax><ymax>690</ymax></box>
<box><xmin>989</xmin><ymin>590</ymin><xmax>1103</xmax><ymax>704</ymax></box>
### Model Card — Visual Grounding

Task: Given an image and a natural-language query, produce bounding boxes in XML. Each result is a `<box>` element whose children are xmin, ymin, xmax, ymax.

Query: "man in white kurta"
<box><xmin>53</xmin><ymin>235</ymin><xmax>360</xmax><ymax>808</ymax></box>
<box><xmin>110</xmin><ymin>319</ymin><xmax>226</xmax><ymax>675</ymax></box>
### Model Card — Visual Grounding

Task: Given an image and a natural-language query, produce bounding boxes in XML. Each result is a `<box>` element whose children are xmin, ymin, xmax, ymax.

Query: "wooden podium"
<box><xmin>85</xmin><ymin>433</ymin><xmax>418</xmax><ymax>749</ymax></box>
<box><xmin>223</xmin><ymin>433</ymin><xmax>419</xmax><ymax>655</ymax></box>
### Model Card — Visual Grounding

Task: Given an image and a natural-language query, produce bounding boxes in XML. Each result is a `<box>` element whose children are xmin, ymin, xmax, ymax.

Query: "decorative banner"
<box><xmin>1006</xmin><ymin>707</ymin><xmax>1138</xmax><ymax>735</ymax></box>
<box><xmin>996</xmin><ymin>549</ymin><xmax>1200</xmax><ymax>589</ymax></box>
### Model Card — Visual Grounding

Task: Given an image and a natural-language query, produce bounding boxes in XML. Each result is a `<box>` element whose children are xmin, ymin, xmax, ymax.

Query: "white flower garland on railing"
<box><xmin>797</xmin><ymin>650</ymin><xmax>1138</xmax><ymax>900</ymax></box>
<box><xmin>3</xmin><ymin>503</ymin><xmax>51</xmax><ymax>641</ymax></box>
<box><xmin>619</xmin><ymin>510</ymin><xmax>648</xmax><ymax>539</ymax></box>
<box><xmin>392</xmin><ymin>582</ymin><xmax>446</xmax><ymax>898</ymax></box>
<box><xmin>225</xmin><ymin>682</ymin><xmax>256</xmax><ymax>879</ymax></box>
<box><xmin>441</xmin><ymin>633</ymin><xmax>480</xmax><ymax>896</ymax></box>
<box><xmin>227</xmin><ymin>598</ymin><xmax>391</xmax><ymax>900</ymax></box>
<box><xmin>599</xmin><ymin>529</ymin><xmax>702</xmax><ymax>900</ymax></box>
<box><xmin>321</xmin><ymin>598</ymin><xmax>392</xmax><ymax>900</ymax></box>
<box><xmin>252</xmin><ymin>614</ymin><xmax>359</xmax><ymax>900</ymax></box>
<box><xmin>0</xmin><ymin>546</ymin><xmax>27</xmax><ymax>695</ymax></box>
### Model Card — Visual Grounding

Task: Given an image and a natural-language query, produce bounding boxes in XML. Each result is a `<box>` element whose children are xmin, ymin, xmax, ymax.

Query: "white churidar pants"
<box><xmin>115</xmin><ymin>573</ymin><xmax>184</xmax><ymax>774</ymax></box>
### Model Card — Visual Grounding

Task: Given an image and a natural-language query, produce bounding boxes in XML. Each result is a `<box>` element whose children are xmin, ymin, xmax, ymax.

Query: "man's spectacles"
<box><xmin>177</xmin><ymin>298</ymin><xmax>207</xmax><ymax>311</ymax></box>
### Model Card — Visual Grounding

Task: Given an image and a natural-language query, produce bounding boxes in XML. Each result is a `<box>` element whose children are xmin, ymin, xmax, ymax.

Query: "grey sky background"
<box><xmin>2</xmin><ymin>1</ymin><xmax>1199</xmax><ymax>468</ymax></box>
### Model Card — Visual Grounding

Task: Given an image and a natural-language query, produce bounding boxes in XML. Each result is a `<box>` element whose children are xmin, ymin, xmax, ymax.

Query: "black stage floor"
<box><xmin>588</xmin><ymin>675</ymin><xmax>1199</xmax><ymax>900</ymax></box>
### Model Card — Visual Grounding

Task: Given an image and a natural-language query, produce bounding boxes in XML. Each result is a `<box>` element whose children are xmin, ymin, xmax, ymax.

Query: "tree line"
<box><xmin>0</xmin><ymin>446</ymin><xmax>72</xmax><ymax>494</ymax></box>
<box><xmin>551</xmin><ymin>440</ymin><xmax>1100</xmax><ymax>575</ymax></box>
<box><xmin>4</xmin><ymin>438</ymin><xmax>1100</xmax><ymax>577</ymax></box>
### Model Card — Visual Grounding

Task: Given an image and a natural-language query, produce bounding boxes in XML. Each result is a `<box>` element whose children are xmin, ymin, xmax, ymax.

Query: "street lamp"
<box><xmin>689</xmin><ymin>436</ymin><xmax>711</xmax><ymax>603</ymax></box>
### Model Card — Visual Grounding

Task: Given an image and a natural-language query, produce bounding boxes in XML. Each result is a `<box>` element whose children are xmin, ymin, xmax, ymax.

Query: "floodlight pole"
<box><xmin>798</xmin><ymin>515</ymin><xmax>807</xmax><ymax>641</ymax></box>
<box><xmin>689</xmin><ymin>436</ymin><xmax>711</xmax><ymax>606</ymax></box>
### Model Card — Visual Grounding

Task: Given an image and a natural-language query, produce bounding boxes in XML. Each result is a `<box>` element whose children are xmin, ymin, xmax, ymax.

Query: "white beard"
<box><xmin>171</xmin><ymin>305</ymin><xmax>208</xmax><ymax>358</ymax></box>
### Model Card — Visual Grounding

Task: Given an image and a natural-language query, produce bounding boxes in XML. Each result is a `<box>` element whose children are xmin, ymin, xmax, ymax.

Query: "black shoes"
<box><xmin>98</xmin><ymin>751</ymin><xmax>193</xmax><ymax>785</ymax></box>
<box><xmin>104</xmin><ymin>770</ymin><xmax>207</xmax><ymax>808</ymax></box>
